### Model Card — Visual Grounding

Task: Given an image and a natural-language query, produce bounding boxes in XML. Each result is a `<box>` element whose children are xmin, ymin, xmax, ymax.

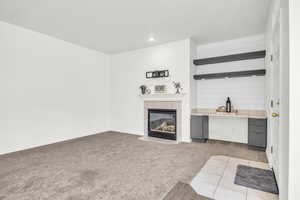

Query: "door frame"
<box><xmin>268</xmin><ymin>4</ymin><xmax>283</xmax><ymax>190</ymax></box>
<box><xmin>271</xmin><ymin>11</ymin><xmax>281</xmax><ymax>183</ymax></box>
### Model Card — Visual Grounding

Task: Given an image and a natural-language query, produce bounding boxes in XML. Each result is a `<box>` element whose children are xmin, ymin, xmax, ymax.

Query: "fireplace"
<box><xmin>148</xmin><ymin>109</ymin><xmax>176</xmax><ymax>140</ymax></box>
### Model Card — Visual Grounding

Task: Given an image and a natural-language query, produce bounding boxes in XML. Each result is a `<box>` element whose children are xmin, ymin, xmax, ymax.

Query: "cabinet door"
<box><xmin>202</xmin><ymin>116</ymin><xmax>209</xmax><ymax>139</ymax></box>
<box><xmin>191</xmin><ymin>116</ymin><xmax>203</xmax><ymax>139</ymax></box>
<box><xmin>248</xmin><ymin>119</ymin><xmax>267</xmax><ymax>148</ymax></box>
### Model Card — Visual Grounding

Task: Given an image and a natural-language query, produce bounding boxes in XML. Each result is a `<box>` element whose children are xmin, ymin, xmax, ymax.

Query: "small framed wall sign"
<box><xmin>146</xmin><ymin>70</ymin><xmax>169</xmax><ymax>79</ymax></box>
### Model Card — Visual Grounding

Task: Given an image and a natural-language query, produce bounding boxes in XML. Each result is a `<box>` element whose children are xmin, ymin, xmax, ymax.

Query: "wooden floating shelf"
<box><xmin>193</xmin><ymin>69</ymin><xmax>266</xmax><ymax>80</ymax></box>
<box><xmin>193</xmin><ymin>50</ymin><xmax>266</xmax><ymax>66</ymax></box>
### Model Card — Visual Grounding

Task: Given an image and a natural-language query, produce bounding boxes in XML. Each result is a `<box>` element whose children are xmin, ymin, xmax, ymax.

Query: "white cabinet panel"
<box><xmin>209</xmin><ymin>117</ymin><xmax>248</xmax><ymax>143</ymax></box>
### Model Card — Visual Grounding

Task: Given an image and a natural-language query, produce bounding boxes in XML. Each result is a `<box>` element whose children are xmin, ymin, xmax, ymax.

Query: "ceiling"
<box><xmin>0</xmin><ymin>0</ymin><xmax>270</xmax><ymax>54</ymax></box>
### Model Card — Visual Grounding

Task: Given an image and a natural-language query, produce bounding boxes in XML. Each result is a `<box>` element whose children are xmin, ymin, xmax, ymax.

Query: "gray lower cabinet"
<box><xmin>248</xmin><ymin>118</ymin><xmax>267</xmax><ymax>148</ymax></box>
<box><xmin>191</xmin><ymin>116</ymin><xmax>209</xmax><ymax>142</ymax></box>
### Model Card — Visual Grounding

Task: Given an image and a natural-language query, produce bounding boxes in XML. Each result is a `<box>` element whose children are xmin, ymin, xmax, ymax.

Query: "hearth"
<box><xmin>148</xmin><ymin>109</ymin><xmax>176</xmax><ymax>140</ymax></box>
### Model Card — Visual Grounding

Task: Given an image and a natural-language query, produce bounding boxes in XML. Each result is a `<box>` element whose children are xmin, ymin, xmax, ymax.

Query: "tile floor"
<box><xmin>191</xmin><ymin>155</ymin><xmax>279</xmax><ymax>200</ymax></box>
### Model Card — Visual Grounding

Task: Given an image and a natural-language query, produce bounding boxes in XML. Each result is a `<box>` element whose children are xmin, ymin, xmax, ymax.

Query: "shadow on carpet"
<box><xmin>163</xmin><ymin>182</ymin><xmax>213</xmax><ymax>200</ymax></box>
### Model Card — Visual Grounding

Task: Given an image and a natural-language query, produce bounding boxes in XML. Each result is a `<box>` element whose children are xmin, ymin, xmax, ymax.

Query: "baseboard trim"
<box><xmin>266</xmin><ymin>147</ymin><xmax>273</xmax><ymax>168</ymax></box>
<box><xmin>109</xmin><ymin>130</ymin><xmax>143</xmax><ymax>136</ymax></box>
<box><xmin>181</xmin><ymin>137</ymin><xmax>192</xmax><ymax>143</ymax></box>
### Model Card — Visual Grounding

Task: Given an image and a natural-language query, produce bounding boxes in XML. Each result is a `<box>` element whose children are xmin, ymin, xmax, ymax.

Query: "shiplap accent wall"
<box><xmin>195</xmin><ymin>35</ymin><xmax>266</xmax><ymax>110</ymax></box>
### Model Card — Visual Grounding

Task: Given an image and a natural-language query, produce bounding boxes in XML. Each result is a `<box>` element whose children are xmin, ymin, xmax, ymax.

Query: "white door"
<box><xmin>270</xmin><ymin>11</ymin><xmax>281</xmax><ymax>184</ymax></box>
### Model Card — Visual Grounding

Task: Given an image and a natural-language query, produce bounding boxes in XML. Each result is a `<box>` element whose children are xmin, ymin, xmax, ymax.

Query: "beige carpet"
<box><xmin>0</xmin><ymin>132</ymin><xmax>267</xmax><ymax>200</ymax></box>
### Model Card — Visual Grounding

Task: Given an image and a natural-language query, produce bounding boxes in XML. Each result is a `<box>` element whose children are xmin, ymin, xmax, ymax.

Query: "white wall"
<box><xmin>110</xmin><ymin>39</ymin><xmax>191</xmax><ymax>142</ymax></box>
<box><xmin>195</xmin><ymin>35</ymin><xmax>266</xmax><ymax>110</ymax></box>
<box><xmin>0</xmin><ymin>21</ymin><xmax>111</xmax><ymax>154</ymax></box>
<box><xmin>289</xmin><ymin>0</ymin><xmax>300</xmax><ymax>199</ymax></box>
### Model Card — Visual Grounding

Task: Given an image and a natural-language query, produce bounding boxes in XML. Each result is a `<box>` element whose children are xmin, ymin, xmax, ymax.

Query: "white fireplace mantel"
<box><xmin>139</xmin><ymin>93</ymin><xmax>186</xmax><ymax>101</ymax></box>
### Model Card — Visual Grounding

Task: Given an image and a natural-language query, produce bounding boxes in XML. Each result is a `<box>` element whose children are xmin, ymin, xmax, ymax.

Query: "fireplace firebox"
<box><xmin>148</xmin><ymin>109</ymin><xmax>176</xmax><ymax>140</ymax></box>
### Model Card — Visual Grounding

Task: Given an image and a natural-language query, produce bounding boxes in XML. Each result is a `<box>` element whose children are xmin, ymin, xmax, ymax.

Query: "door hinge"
<box><xmin>271</xmin><ymin>146</ymin><xmax>273</xmax><ymax>154</ymax></box>
<box><xmin>271</xmin><ymin>100</ymin><xmax>274</xmax><ymax>108</ymax></box>
<box><xmin>270</xmin><ymin>54</ymin><xmax>273</xmax><ymax>62</ymax></box>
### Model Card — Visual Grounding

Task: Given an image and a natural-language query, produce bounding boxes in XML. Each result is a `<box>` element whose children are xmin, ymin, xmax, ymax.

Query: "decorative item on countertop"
<box><xmin>225</xmin><ymin>97</ymin><xmax>232</xmax><ymax>113</ymax></box>
<box><xmin>216</xmin><ymin>106</ymin><xmax>226</xmax><ymax>112</ymax></box>
<box><xmin>139</xmin><ymin>85</ymin><xmax>147</xmax><ymax>95</ymax></box>
<box><xmin>154</xmin><ymin>85</ymin><xmax>166</xmax><ymax>93</ymax></box>
<box><xmin>216</xmin><ymin>105</ymin><xmax>237</xmax><ymax>114</ymax></box>
<box><xmin>145</xmin><ymin>88</ymin><xmax>151</xmax><ymax>94</ymax></box>
<box><xmin>173</xmin><ymin>81</ymin><xmax>182</xmax><ymax>94</ymax></box>
<box><xmin>231</xmin><ymin>106</ymin><xmax>237</xmax><ymax>113</ymax></box>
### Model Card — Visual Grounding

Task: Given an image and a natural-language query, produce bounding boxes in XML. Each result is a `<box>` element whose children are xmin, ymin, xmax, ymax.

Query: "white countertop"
<box><xmin>191</xmin><ymin>108</ymin><xmax>267</xmax><ymax>119</ymax></box>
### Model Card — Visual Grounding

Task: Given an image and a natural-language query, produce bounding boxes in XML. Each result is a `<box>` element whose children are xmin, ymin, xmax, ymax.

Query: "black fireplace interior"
<box><xmin>148</xmin><ymin>109</ymin><xmax>176</xmax><ymax>140</ymax></box>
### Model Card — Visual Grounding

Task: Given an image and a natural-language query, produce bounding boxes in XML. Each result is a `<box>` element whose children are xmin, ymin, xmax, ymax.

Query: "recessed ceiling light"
<box><xmin>148</xmin><ymin>36</ymin><xmax>155</xmax><ymax>42</ymax></box>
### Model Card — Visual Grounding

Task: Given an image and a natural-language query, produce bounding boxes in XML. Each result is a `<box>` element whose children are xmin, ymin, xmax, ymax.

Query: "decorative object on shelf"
<box><xmin>173</xmin><ymin>81</ymin><xmax>182</xmax><ymax>94</ymax></box>
<box><xmin>145</xmin><ymin>88</ymin><xmax>151</xmax><ymax>94</ymax></box>
<box><xmin>139</xmin><ymin>85</ymin><xmax>147</xmax><ymax>95</ymax></box>
<box><xmin>146</xmin><ymin>70</ymin><xmax>169</xmax><ymax>79</ymax></box>
<box><xmin>154</xmin><ymin>85</ymin><xmax>166</xmax><ymax>93</ymax></box>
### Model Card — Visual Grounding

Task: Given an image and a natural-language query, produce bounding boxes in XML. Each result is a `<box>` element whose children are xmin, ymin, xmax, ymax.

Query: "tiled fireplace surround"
<box><xmin>144</xmin><ymin>101</ymin><xmax>182</xmax><ymax>142</ymax></box>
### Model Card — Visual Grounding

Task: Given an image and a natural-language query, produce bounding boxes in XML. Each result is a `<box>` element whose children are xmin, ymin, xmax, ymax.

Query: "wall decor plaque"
<box><xmin>146</xmin><ymin>70</ymin><xmax>169</xmax><ymax>79</ymax></box>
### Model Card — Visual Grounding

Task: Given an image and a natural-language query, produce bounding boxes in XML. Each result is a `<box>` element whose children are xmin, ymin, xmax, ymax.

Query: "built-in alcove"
<box><xmin>190</xmin><ymin>35</ymin><xmax>267</xmax><ymax>145</ymax></box>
